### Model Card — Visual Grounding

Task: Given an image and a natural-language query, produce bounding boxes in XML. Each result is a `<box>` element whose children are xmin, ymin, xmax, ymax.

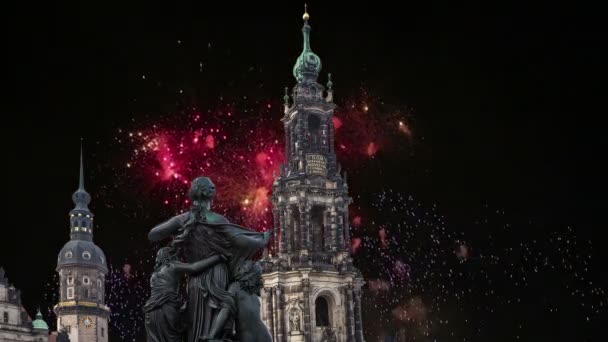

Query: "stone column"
<box><xmin>279</xmin><ymin>207</ymin><xmax>288</xmax><ymax>256</ymax></box>
<box><xmin>285</xmin><ymin>124</ymin><xmax>291</xmax><ymax>158</ymax></box>
<box><xmin>272</xmin><ymin>287</ymin><xmax>280</xmax><ymax>342</ymax></box>
<box><xmin>344</xmin><ymin>285</ymin><xmax>355</xmax><ymax>342</ymax></box>
<box><xmin>264</xmin><ymin>287</ymin><xmax>275</xmax><ymax>341</ymax></box>
<box><xmin>306</xmin><ymin>205</ymin><xmax>312</xmax><ymax>251</ymax></box>
<box><xmin>286</xmin><ymin>206</ymin><xmax>294</xmax><ymax>254</ymax></box>
<box><xmin>353</xmin><ymin>287</ymin><xmax>364</xmax><ymax>342</ymax></box>
<box><xmin>335</xmin><ymin>208</ymin><xmax>344</xmax><ymax>249</ymax></box>
<box><xmin>329</xmin><ymin>206</ymin><xmax>338</xmax><ymax>249</ymax></box>
<box><xmin>276</xmin><ymin>286</ymin><xmax>285</xmax><ymax>342</ymax></box>
<box><xmin>299</xmin><ymin>203</ymin><xmax>310</xmax><ymax>253</ymax></box>
<box><xmin>343</xmin><ymin>206</ymin><xmax>351</xmax><ymax>251</ymax></box>
<box><xmin>302</xmin><ymin>279</ymin><xmax>312</xmax><ymax>342</ymax></box>
<box><xmin>329</xmin><ymin>114</ymin><xmax>335</xmax><ymax>154</ymax></box>
<box><xmin>324</xmin><ymin>209</ymin><xmax>332</xmax><ymax>250</ymax></box>
<box><xmin>273</xmin><ymin>208</ymin><xmax>280</xmax><ymax>255</ymax></box>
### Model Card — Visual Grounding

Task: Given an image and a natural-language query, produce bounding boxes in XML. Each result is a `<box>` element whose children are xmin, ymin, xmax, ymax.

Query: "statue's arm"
<box><xmin>148</xmin><ymin>215</ymin><xmax>183</xmax><ymax>241</ymax></box>
<box><xmin>173</xmin><ymin>255</ymin><xmax>225</xmax><ymax>275</ymax></box>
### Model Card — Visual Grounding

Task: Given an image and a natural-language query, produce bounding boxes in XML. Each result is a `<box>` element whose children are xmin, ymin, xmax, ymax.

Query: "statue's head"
<box><xmin>189</xmin><ymin>177</ymin><xmax>217</xmax><ymax>203</ymax></box>
<box><xmin>234</xmin><ymin>260</ymin><xmax>264</xmax><ymax>295</ymax></box>
<box><xmin>155</xmin><ymin>246</ymin><xmax>177</xmax><ymax>270</ymax></box>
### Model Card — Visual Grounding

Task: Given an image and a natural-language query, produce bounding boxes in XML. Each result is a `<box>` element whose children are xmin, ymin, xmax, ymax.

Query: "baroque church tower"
<box><xmin>261</xmin><ymin>6</ymin><xmax>365</xmax><ymax>342</ymax></box>
<box><xmin>55</xmin><ymin>147</ymin><xmax>110</xmax><ymax>342</ymax></box>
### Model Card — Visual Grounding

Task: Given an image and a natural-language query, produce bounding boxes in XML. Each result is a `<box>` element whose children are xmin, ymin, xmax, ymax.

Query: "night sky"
<box><xmin>3</xmin><ymin>2</ymin><xmax>606</xmax><ymax>341</ymax></box>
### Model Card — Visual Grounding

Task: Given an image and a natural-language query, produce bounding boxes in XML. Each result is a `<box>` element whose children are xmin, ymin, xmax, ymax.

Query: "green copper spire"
<box><xmin>326</xmin><ymin>73</ymin><xmax>333</xmax><ymax>90</ymax></box>
<box><xmin>293</xmin><ymin>4</ymin><xmax>322</xmax><ymax>82</ymax></box>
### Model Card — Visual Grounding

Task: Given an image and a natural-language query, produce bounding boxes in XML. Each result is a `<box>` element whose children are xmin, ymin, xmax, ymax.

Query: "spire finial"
<box><xmin>327</xmin><ymin>73</ymin><xmax>333</xmax><ymax>90</ymax></box>
<box><xmin>79</xmin><ymin>138</ymin><xmax>84</xmax><ymax>190</ymax></box>
<box><xmin>303</xmin><ymin>3</ymin><xmax>309</xmax><ymax>21</ymax></box>
<box><xmin>284</xmin><ymin>86</ymin><xmax>290</xmax><ymax>104</ymax></box>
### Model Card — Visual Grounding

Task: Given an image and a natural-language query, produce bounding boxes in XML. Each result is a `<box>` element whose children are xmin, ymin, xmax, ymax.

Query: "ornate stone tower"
<box><xmin>55</xmin><ymin>147</ymin><xmax>110</xmax><ymax>342</ymax></box>
<box><xmin>261</xmin><ymin>6</ymin><xmax>365</xmax><ymax>342</ymax></box>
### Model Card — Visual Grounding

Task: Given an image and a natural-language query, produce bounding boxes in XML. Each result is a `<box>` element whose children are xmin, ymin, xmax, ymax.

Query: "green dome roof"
<box><xmin>32</xmin><ymin>309</ymin><xmax>49</xmax><ymax>330</ymax></box>
<box><xmin>293</xmin><ymin>18</ymin><xmax>321</xmax><ymax>82</ymax></box>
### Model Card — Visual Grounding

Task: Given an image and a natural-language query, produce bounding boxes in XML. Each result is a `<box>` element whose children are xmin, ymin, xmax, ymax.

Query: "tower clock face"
<box><xmin>80</xmin><ymin>316</ymin><xmax>94</xmax><ymax>328</ymax></box>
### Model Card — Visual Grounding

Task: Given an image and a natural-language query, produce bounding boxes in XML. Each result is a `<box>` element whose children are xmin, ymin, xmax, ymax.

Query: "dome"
<box><xmin>72</xmin><ymin>188</ymin><xmax>91</xmax><ymax>208</ymax></box>
<box><xmin>293</xmin><ymin>19</ymin><xmax>321</xmax><ymax>82</ymax></box>
<box><xmin>32</xmin><ymin>309</ymin><xmax>49</xmax><ymax>330</ymax></box>
<box><xmin>293</xmin><ymin>49</ymin><xmax>322</xmax><ymax>82</ymax></box>
<box><xmin>57</xmin><ymin>239</ymin><xmax>107</xmax><ymax>273</ymax></box>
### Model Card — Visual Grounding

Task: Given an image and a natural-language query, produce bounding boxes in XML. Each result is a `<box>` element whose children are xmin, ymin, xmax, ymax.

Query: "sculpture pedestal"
<box><xmin>289</xmin><ymin>331</ymin><xmax>304</xmax><ymax>342</ymax></box>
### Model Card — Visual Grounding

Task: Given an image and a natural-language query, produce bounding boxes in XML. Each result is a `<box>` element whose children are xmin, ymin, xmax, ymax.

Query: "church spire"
<box><xmin>69</xmin><ymin>142</ymin><xmax>94</xmax><ymax>241</ymax></box>
<box><xmin>79</xmin><ymin>139</ymin><xmax>85</xmax><ymax>190</ymax></box>
<box><xmin>293</xmin><ymin>3</ymin><xmax>322</xmax><ymax>82</ymax></box>
<box><xmin>72</xmin><ymin>141</ymin><xmax>91</xmax><ymax>211</ymax></box>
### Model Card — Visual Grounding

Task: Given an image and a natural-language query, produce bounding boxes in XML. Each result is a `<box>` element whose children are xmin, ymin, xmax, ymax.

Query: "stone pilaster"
<box><xmin>272</xmin><ymin>286</ymin><xmax>281</xmax><ymax>341</ymax></box>
<box><xmin>325</xmin><ymin>209</ymin><xmax>332</xmax><ymax>250</ymax></box>
<box><xmin>266</xmin><ymin>287</ymin><xmax>276</xmax><ymax>342</ymax></box>
<box><xmin>344</xmin><ymin>284</ymin><xmax>355</xmax><ymax>342</ymax></box>
<box><xmin>299</xmin><ymin>203</ymin><xmax>310</xmax><ymax>253</ymax></box>
<box><xmin>276</xmin><ymin>286</ymin><xmax>285</xmax><ymax>342</ymax></box>
<box><xmin>329</xmin><ymin>113</ymin><xmax>335</xmax><ymax>154</ymax></box>
<box><xmin>273</xmin><ymin>208</ymin><xmax>280</xmax><ymax>255</ymax></box>
<box><xmin>262</xmin><ymin>287</ymin><xmax>272</xmax><ymax>330</ymax></box>
<box><xmin>285</xmin><ymin>124</ymin><xmax>291</xmax><ymax>158</ymax></box>
<box><xmin>354</xmin><ymin>287</ymin><xmax>364</xmax><ymax>342</ymax></box>
<box><xmin>329</xmin><ymin>206</ymin><xmax>337</xmax><ymax>250</ymax></box>
<box><xmin>287</xmin><ymin>206</ymin><xmax>294</xmax><ymax>253</ymax></box>
<box><xmin>279</xmin><ymin>207</ymin><xmax>288</xmax><ymax>255</ymax></box>
<box><xmin>302</xmin><ymin>279</ymin><xmax>312</xmax><ymax>342</ymax></box>
<box><xmin>335</xmin><ymin>208</ymin><xmax>344</xmax><ymax>249</ymax></box>
<box><xmin>343</xmin><ymin>207</ymin><xmax>351</xmax><ymax>251</ymax></box>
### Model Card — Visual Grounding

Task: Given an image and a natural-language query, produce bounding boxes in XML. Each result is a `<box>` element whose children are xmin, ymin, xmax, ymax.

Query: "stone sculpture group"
<box><xmin>143</xmin><ymin>177</ymin><xmax>273</xmax><ymax>342</ymax></box>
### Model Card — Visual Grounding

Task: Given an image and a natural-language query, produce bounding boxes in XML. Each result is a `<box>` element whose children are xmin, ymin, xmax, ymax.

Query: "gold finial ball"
<box><xmin>303</xmin><ymin>3</ymin><xmax>309</xmax><ymax>21</ymax></box>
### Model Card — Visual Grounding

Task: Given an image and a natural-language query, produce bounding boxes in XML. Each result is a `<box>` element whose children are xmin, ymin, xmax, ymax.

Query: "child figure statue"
<box><xmin>143</xmin><ymin>247</ymin><xmax>225</xmax><ymax>342</ymax></box>
<box><xmin>203</xmin><ymin>260</ymin><xmax>272</xmax><ymax>342</ymax></box>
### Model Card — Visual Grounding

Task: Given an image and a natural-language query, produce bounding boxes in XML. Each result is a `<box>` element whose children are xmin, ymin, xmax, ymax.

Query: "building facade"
<box><xmin>0</xmin><ymin>268</ymin><xmax>49</xmax><ymax>342</ymax></box>
<box><xmin>54</xmin><ymin>149</ymin><xmax>110</xmax><ymax>342</ymax></box>
<box><xmin>261</xmin><ymin>8</ymin><xmax>365</xmax><ymax>342</ymax></box>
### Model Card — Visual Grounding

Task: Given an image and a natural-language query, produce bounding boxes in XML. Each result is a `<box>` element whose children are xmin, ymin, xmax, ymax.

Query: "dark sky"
<box><xmin>2</xmin><ymin>2</ymin><xmax>606</xmax><ymax>340</ymax></box>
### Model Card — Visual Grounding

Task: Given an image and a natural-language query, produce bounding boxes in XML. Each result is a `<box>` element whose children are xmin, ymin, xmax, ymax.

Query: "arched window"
<box><xmin>315</xmin><ymin>297</ymin><xmax>330</xmax><ymax>326</ymax></box>
<box><xmin>84</xmin><ymin>288</ymin><xmax>89</xmax><ymax>298</ymax></box>
<box><xmin>308</xmin><ymin>115</ymin><xmax>321</xmax><ymax>148</ymax></box>
<box><xmin>83</xmin><ymin>276</ymin><xmax>90</xmax><ymax>285</ymax></box>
